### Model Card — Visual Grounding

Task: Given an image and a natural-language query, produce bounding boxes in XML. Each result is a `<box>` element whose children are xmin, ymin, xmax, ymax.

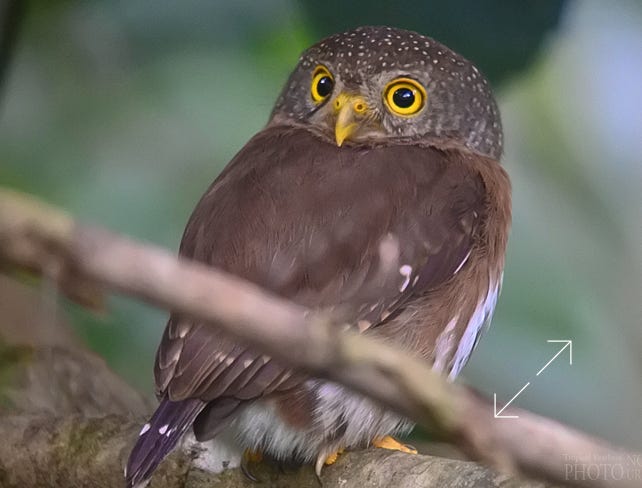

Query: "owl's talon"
<box><xmin>314</xmin><ymin>447</ymin><xmax>344</xmax><ymax>477</ymax></box>
<box><xmin>371</xmin><ymin>435</ymin><xmax>417</xmax><ymax>454</ymax></box>
<box><xmin>241</xmin><ymin>449</ymin><xmax>263</xmax><ymax>482</ymax></box>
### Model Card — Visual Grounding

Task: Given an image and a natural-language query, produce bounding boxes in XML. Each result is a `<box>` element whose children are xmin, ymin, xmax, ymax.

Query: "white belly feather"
<box><xmin>232</xmin><ymin>381</ymin><xmax>413</xmax><ymax>462</ymax></box>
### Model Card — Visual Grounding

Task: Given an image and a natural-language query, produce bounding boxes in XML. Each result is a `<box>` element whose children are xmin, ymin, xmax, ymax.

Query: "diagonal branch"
<box><xmin>0</xmin><ymin>187</ymin><xmax>639</xmax><ymax>488</ymax></box>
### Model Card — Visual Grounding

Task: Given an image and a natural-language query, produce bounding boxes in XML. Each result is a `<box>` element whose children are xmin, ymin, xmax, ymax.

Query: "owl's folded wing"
<box><xmin>155</xmin><ymin>126</ymin><xmax>486</xmax><ymax>412</ymax></box>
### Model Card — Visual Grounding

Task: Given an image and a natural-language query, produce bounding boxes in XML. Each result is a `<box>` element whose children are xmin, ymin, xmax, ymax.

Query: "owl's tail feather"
<box><xmin>125</xmin><ymin>397</ymin><xmax>206</xmax><ymax>488</ymax></box>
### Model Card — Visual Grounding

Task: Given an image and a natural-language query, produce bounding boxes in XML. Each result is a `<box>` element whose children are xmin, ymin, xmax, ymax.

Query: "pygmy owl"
<box><xmin>126</xmin><ymin>25</ymin><xmax>511</xmax><ymax>486</ymax></box>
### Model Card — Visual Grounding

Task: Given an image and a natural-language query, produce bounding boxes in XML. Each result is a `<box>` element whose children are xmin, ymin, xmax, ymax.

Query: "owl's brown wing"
<box><xmin>155</xmin><ymin>125</ymin><xmax>486</xmax><ymax>421</ymax></box>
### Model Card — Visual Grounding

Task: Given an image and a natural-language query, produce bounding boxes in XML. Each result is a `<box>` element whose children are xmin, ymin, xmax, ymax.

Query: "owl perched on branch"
<box><xmin>126</xmin><ymin>25</ymin><xmax>511</xmax><ymax>487</ymax></box>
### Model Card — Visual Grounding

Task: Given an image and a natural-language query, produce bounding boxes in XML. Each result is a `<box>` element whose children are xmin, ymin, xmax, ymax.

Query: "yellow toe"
<box><xmin>324</xmin><ymin>447</ymin><xmax>345</xmax><ymax>466</ymax></box>
<box><xmin>371</xmin><ymin>436</ymin><xmax>417</xmax><ymax>454</ymax></box>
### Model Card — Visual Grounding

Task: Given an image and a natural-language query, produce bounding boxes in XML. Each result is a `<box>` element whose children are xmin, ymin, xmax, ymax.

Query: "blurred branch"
<box><xmin>0</xmin><ymin>187</ymin><xmax>640</xmax><ymax>488</ymax></box>
<box><xmin>0</xmin><ymin>0</ymin><xmax>25</xmax><ymax>99</ymax></box>
<box><xmin>0</xmin><ymin>273</ymin><xmax>80</xmax><ymax>348</ymax></box>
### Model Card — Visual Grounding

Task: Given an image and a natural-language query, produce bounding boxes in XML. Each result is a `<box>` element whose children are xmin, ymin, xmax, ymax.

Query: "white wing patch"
<box><xmin>453</xmin><ymin>250</ymin><xmax>472</xmax><ymax>275</ymax></box>
<box><xmin>399</xmin><ymin>264</ymin><xmax>413</xmax><ymax>292</ymax></box>
<box><xmin>448</xmin><ymin>277</ymin><xmax>501</xmax><ymax>380</ymax></box>
<box><xmin>139</xmin><ymin>423</ymin><xmax>151</xmax><ymax>436</ymax></box>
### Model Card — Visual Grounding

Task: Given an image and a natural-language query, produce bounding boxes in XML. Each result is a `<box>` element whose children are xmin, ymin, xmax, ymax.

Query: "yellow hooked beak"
<box><xmin>333</xmin><ymin>93</ymin><xmax>368</xmax><ymax>146</ymax></box>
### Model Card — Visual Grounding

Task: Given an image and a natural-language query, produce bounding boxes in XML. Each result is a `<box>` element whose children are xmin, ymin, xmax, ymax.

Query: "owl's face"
<box><xmin>270</xmin><ymin>26</ymin><xmax>502</xmax><ymax>159</ymax></box>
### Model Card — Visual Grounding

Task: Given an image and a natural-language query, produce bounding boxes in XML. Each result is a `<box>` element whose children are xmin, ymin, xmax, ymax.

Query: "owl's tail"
<box><xmin>125</xmin><ymin>397</ymin><xmax>206</xmax><ymax>488</ymax></box>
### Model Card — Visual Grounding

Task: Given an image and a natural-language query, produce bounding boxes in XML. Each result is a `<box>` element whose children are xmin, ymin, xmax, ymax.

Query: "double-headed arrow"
<box><xmin>494</xmin><ymin>339</ymin><xmax>572</xmax><ymax>418</ymax></box>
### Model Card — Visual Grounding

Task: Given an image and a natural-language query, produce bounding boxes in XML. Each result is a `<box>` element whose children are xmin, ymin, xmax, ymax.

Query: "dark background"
<box><xmin>1</xmin><ymin>0</ymin><xmax>641</xmax><ymax>450</ymax></box>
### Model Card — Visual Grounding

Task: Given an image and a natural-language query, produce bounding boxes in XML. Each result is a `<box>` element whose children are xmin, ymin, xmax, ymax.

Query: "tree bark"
<box><xmin>0</xmin><ymin>414</ymin><xmax>554</xmax><ymax>488</ymax></box>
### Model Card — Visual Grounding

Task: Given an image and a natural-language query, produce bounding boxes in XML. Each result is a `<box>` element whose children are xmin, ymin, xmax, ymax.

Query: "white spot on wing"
<box><xmin>139</xmin><ymin>423</ymin><xmax>151</xmax><ymax>436</ymax></box>
<box><xmin>159</xmin><ymin>424</ymin><xmax>169</xmax><ymax>435</ymax></box>
<box><xmin>357</xmin><ymin>320</ymin><xmax>372</xmax><ymax>332</ymax></box>
<box><xmin>399</xmin><ymin>264</ymin><xmax>412</xmax><ymax>292</ymax></box>
<box><xmin>453</xmin><ymin>250</ymin><xmax>472</xmax><ymax>275</ymax></box>
<box><xmin>170</xmin><ymin>349</ymin><xmax>181</xmax><ymax>363</ymax></box>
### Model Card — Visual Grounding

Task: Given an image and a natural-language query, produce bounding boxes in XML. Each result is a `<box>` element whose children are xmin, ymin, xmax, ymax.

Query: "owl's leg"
<box><xmin>371</xmin><ymin>435</ymin><xmax>418</xmax><ymax>454</ymax></box>
<box><xmin>240</xmin><ymin>449</ymin><xmax>263</xmax><ymax>482</ymax></box>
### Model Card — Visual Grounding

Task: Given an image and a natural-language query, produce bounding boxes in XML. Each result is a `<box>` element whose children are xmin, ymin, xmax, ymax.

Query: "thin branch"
<box><xmin>0</xmin><ymin>188</ymin><xmax>640</xmax><ymax>488</ymax></box>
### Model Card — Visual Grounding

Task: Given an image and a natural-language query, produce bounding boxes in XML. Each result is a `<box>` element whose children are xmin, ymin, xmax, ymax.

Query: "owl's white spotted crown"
<box><xmin>272</xmin><ymin>26</ymin><xmax>503</xmax><ymax>160</ymax></box>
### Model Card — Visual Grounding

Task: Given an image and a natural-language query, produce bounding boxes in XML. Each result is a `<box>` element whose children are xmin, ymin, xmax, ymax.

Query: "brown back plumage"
<box><xmin>155</xmin><ymin>125</ymin><xmax>495</xmax><ymax>422</ymax></box>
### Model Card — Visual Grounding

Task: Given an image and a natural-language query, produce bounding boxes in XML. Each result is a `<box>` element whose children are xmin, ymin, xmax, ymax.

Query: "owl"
<box><xmin>126</xmin><ymin>25</ymin><xmax>511</xmax><ymax>486</ymax></box>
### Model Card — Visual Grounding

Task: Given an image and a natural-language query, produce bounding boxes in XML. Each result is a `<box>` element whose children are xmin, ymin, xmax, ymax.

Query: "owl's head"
<box><xmin>270</xmin><ymin>26</ymin><xmax>502</xmax><ymax>159</ymax></box>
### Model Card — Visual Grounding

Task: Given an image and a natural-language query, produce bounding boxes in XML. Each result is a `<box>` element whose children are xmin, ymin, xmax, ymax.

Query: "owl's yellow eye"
<box><xmin>311</xmin><ymin>65</ymin><xmax>334</xmax><ymax>103</ymax></box>
<box><xmin>384</xmin><ymin>78</ymin><xmax>426</xmax><ymax>116</ymax></box>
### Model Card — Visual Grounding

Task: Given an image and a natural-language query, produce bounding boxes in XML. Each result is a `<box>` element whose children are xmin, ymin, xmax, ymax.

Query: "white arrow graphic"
<box><xmin>494</xmin><ymin>382</ymin><xmax>530</xmax><ymax>418</ymax></box>
<box><xmin>536</xmin><ymin>340</ymin><xmax>572</xmax><ymax>376</ymax></box>
<box><xmin>494</xmin><ymin>339</ymin><xmax>573</xmax><ymax>419</ymax></box>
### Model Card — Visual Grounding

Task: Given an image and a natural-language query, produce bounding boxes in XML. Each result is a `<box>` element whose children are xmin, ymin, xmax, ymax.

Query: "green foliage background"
<box><xmin>1</xmin><ymin>0</ymin><xmax>640</xmax><ymax>450</ymax></box>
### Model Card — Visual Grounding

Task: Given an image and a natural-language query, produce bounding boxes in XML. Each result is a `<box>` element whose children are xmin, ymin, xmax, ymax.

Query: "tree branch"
<box><xmin>0</xmin><ymin>188</ymin><xmax>640</xmax><ymax>488</ymax></box>
<box><xmin>0</xmin><ymin>413</ymin><xmax>554</xmax><ymax>488</ymax></box>
<box><xmin>0</xmin><ymin>338</ymin><xmax>546</xmax><ymax>488</ymax></box>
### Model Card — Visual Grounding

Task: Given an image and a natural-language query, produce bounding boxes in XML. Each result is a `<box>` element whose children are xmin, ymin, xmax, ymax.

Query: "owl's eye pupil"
<box><xmin>311</xmin><ymin>66</ymin><xmax>335</xmax><ymax>103</ymax></box>
<box><xmin>392</xmin><ymin>88</ymin><xmax>415</xmax><ymax>108</ymax></box>
<box><xmin>316</xmin><ymin>76</ymin><xmax>334</xmax><ymax>98</ymax></box>
<box><xmin>384</xmin><ymin>78</ymin><xmax>425</xmax><ymax>116</ymax></box>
